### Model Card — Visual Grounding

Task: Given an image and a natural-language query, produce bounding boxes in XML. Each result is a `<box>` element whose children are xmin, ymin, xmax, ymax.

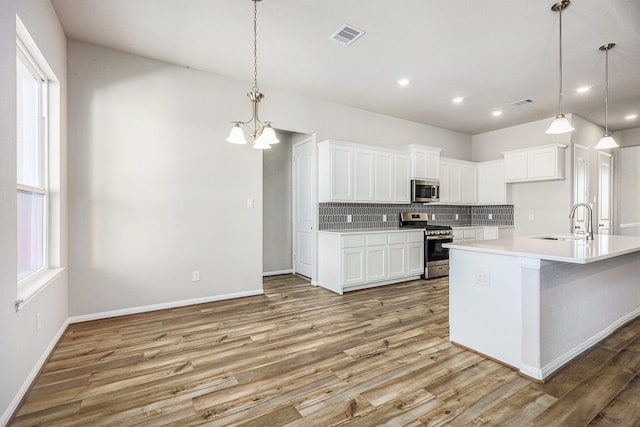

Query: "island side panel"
<box><xmin>448</xmin><ymin>249</ymin><xmax>523</xmax><ymax>368</ymax></box>
<box><xmin>536</xmin><ymin>250</ymin><xmax>640</xmax><ymax>377</ymax></box>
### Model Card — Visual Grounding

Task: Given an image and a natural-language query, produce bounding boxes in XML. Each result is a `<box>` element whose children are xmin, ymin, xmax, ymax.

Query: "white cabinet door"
<box><xmin>528</xmin><ymin>147</ymin><xmax>558</xmax><ymax>180</ymax></box>
<box><xmin>366</xmin><ymin>245</ymin><xmax>387</xmax><ymax>281</ymax></box>
<box><xmin>411</xmin><ymin>148</ymin><xmax>440</xmax><ymax>180</ymax></box>
<box><xmin>343</xmin><ymin>247</ymin><xmax>365</xmax><ymax>286</ymax></box>
<box><xmin>407</xmin><ymin>242</ymin><xmax>424</xmax><ymax>275</ymax></box>
<box><xmin>353</xmin><ymin>149</ymin><xmax>374</xmax><ymax>201</ymax></box>
<box><xmin>388</xmin><ymin>243</ymin><xmax>407</xmax><ymax>278</ymax></box>
<box><xmin>504</xmin><ymin>152</ymin><xmax>528</xmax><ymax>182</ymax></box>
<box><xmin>331</xmin><ymin>145</ymin><xmax>353</xmax><ymax>200</ymax></box>
<box><xmin>449</xmin><ymin>162</ymin><xmax>462</xmax><ymax>203</ymax></box>
<box><xmin>478</xmin><ymin>160</ymin><xmax>506</xmax><ymax>204</ymax></box>
<box><xmin>439</xmin><ymin>162</ymin><xmax>451</xmax><ymax>202</ymax></box>
<box><xmin>374</xmin><ymin>152</ymin><xmax>394</xmax><ymax>202</ymax></box>
<box><xmin>461</xmin><ymin>164</ymin><xmax>478</xmax><ymax>204</ymax></box>
<box><xmin>393</xmin><ymin>154</ymin><xmax>411</xmax><ymax>203</ymax></box>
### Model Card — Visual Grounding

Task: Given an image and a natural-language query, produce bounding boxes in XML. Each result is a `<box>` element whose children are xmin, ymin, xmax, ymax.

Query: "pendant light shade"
<box><xmin>226</xmin><ymin>123</ymin><xmax>248</xmax><ymax>144</ymax></box>
<box><xmin>594</xmin><ymin>43</ymin><xmax>619</xmax><ymax>150</ymax></box>
<box><xmin>546</xmin><ymin>0</ymin><xmax>574</xmax><ymax>135</ymax></box>
<box><xmin>227</xmin><ymin>0</ymin><xmax>278</xmax><ymax>149</ymax></box>
<box><xmin>546</xmin><ymin>114</ymin><xmax>575</xmax><ymax>134</ymax></box>
<box><xmin>594</xmin><ymin>135</ymin><xmax>617</xmax><ymax>149</ymax></box>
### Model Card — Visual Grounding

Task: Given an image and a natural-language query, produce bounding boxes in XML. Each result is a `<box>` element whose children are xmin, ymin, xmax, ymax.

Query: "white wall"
<box><xmin>0</xmin><ymin>0</ymin><xmax>68</xmax><ymax>423</ymax></box>
<box><xmin>263</xmin><ymin>132</ymin><xmax>293</xmax><ymax>273</ymax></box>
<box><xmin>67</xmin><ymin>41</ymin><xmax>472</xmax><ymax>316</ymax></box>
<box><xmin>472</xmin><ymin>116</ymin><xmax>573</xmax><ymax>236</ymax></box>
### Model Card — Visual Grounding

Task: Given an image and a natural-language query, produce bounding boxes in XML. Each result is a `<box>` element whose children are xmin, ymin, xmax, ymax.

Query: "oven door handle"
<box><xmin>426</xmin><ymin>235</ymin><xmax>453</xmax><ymax>241</ymax></box>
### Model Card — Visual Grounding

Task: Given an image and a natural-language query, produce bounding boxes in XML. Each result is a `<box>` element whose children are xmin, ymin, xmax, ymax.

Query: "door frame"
<box><xmin>292</xmin><ymin>134</ymin><xmax>318</xmax><ymax>283</ymax></box>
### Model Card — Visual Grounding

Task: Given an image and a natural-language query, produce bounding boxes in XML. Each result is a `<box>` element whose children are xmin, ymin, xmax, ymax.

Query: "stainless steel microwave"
<box><xmin>411</xmin><ymin>179</ymin><xmax>440</xmax><ymax>202</ymax></box>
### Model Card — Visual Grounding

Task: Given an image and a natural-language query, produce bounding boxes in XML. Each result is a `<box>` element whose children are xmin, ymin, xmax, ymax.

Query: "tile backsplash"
<box><xmin>318</xmin><ymin>203</ymin><xmax>513</xmax><ymax>230</ymax></box>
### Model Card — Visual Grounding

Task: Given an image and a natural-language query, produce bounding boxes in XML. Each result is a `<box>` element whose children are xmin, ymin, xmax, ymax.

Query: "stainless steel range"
<box><xmin>400</xmin><ymin>212</ymin><xmax>453</xmax><ymax>279</ymax></box>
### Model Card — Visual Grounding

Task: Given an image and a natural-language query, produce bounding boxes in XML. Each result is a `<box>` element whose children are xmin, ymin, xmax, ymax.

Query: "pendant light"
<box><xmin>594</xmin><ymin>43</ymin><xmax>619</xmax><ymax>149</ymax></box>
<box><xmin>546</xmin><ymin>0</ymin><xmax>574</xmax><ymax>134</ymax></box>
<box><xmin>226</xmin><ymin>0</ymin><xmax>279</xmax><ymax>149</ymax></box>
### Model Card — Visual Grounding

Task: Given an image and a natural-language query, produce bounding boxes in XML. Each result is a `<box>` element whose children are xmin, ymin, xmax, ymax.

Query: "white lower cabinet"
<box><xmin>452</xmin><ymin>227</ymin><xmax>500</xmax><ymax>243</ymax></box>
<box><xmin>318</xmin><ymin>230</ymin><xmax>424</xmax><ymax>294</ymax></box>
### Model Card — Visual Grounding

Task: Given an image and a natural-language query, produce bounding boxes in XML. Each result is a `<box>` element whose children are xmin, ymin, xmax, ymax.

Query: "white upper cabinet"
<box><xmin>393</xmin><ymin>154</ymin><xmax>411</xmax><ymax>203</ymax></box>
<box><xmin>503</xmin><ymin>144</ymin><xmax>567</xmax><ymax>183</ymax></box>
<box><xmin>353</xmin><ymin>148</ymin><xmax>374</xmax><ymax>201</ymax></box>
<box><xmin>477</xmin><ymin>160</ymin><xmax>506</xmax><ymax>204</ymax></box>
<box><xmin>374</xmin><ymin>152</ymin><xmax>394</xmax><ymax>202</ymax></box>
<box><xmin>318</xmin><ymin>140</ymin><xmax>412</xmax><ymax>204</ymax></box>
<box><xmin>407</xmin><ymin>145</ymin><xmax>441</xmax><ymax>180</ymax></box>
<box><xmin>440</xmin><ymin>158</ymin><xmax>477</xmax><ymax>204</ymax></box>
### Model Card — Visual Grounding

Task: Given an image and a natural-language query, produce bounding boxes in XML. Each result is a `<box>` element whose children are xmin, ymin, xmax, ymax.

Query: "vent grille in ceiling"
<box><xmin>330</xmin><ymin>24</ymin><xmax>365</xmax><ymax>46</ymax></box>
<box><xmin>511</xmin><ymin>98</ymin><xmax>534</xmax><ymax>106</ymax></box>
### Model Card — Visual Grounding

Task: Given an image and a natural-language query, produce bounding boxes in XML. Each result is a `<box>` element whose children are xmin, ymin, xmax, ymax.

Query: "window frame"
<box><xmin>14</xmin><ymin>25</ymin><xmax>65</xmax><ymax>311</ymax></box>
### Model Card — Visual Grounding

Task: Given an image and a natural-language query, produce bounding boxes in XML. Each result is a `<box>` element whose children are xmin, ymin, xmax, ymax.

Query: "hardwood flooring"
<box><xmin>10</xmin><ymin>275</ymin><xmax>640</xmax><ymax>426</ymax></box>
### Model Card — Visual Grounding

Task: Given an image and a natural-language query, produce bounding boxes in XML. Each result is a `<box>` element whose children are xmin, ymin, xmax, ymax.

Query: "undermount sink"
<box><xmin>532</xmin><ymin>234</ymin><xmax>586</xmax><ymax>241</ymax></box>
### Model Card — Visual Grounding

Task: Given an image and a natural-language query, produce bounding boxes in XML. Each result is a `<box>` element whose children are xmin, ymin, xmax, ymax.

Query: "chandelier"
<box><xmin>226</xmin><ymin>0</ymin><xmax>278</xmax><ymax>149</ymax></box>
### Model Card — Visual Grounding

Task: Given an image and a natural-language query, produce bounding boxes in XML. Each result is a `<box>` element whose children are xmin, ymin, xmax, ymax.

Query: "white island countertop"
<box><xmin>444</xmin><ymin>233</ymin><xmax>640</xmax><ymax>264</ymax></box>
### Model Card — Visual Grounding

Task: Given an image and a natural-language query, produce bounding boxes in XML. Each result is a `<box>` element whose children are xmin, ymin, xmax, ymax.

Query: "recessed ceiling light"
<box><xmin>397</xmin><ymin>78</ymin><xmax>411</xmax><ymax>87</ymax></box>
<box><xmin>492</xmin><ymin>110</ymin><xmax>503</xmax><ymax>117</ymax></box>
<box><xmin>576</xmin><ymin>86</ymin><xmax>592</xmax><ymax>93</ymax></box>
<box><xmin>452</xmin><ymin>97</ymin><xmax>464</xmax><ymax>104</ymax></box>
<box><xmin>625</xmin><ymin>114</ymin><xmax>638</xmax><ymax>120</ymax></box>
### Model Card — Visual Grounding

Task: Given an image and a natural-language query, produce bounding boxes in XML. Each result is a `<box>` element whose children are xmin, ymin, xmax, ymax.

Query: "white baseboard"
<box><xmin>68</xmin><ymin>289</ymin><xmax>264</xmax><ymax>324</ymax></box>
<box><xmin>521</xmin><ymin>307</ymin><xmax>640</xmax><ymax>381</ymax></box>
<box><xmin>1</xmin><ymin>318</ymin><xmax>70</xmax><ymax>426</ymax></box>
<box><xmin>262</xmin><ymin>269</ymin><xmax>293</xmax><ymax>277</ymax></box>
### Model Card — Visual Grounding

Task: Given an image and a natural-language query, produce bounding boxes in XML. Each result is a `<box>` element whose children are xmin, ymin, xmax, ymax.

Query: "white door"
<box><xmin>293</xmin><ymin>139</ymin><xmax>315</xmax><ymax>278</ymax></box>
<box><xmin>366</xmin><ymin>245</ymin><xmax>387</xmax><ymax>281</ymax></box>
<box><xmin>353</xmin><ymin>149</ymin><xmax>374</xmax><ymax>201</ymax></box>
<box><xmin>393</xmin><ymin>154</ymin><xmax>411</xmax><ymax>202</ymax></box>
<box><xmin>573</xmin><ymin>145</ymin><xmax>589</xmax><ymax>234</ymax></box>
<box><xmin>598</xmin><ymin>152</ymin><xmax>613</xmax><ymax>235</ymax></box>
<box><xmin>374</xmin><ymin>152</ymin><xmax>393</xmax><ymax>202</ymax></box>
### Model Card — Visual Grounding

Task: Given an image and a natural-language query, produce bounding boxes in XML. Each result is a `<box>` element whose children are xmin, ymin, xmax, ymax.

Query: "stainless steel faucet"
<box><xmin>569</xmin><ymin>203</ymin><xmax>594</xmax><ymax>240</ymax></box>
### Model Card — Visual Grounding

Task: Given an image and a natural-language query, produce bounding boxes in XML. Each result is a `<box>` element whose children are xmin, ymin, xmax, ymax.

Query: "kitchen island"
<box><xmin>444</xmin><ymin>234</ymin><xmax>640</xmax><ymax>381</ymax></box>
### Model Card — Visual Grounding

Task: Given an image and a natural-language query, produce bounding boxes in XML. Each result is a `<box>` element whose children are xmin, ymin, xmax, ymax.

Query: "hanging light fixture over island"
<box><xmin>546</xmin><ymin>0</ymin><xmax>574</xmax><ymax>135</ymax></box>
<box><xmin>594</xmin><ymin>43</ymin><xmax>619</xmax><ymax>149</ymax></box>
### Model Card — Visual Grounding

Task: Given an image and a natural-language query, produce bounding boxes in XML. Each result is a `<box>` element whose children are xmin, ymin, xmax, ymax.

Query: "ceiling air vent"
<box><xmin>329</xmin><ymin>24</ymin><xmax>365</xmax><ymax>46</ymax></box>
<box><xmin>511</xmin><ymin>98</ymin><xmax>534</xmax><ymax>106</ymax></box>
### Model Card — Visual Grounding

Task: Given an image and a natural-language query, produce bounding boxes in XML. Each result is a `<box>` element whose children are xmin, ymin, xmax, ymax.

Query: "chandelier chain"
<box><xmin>253</xmin><ymin>0</ymin><xmax>259</xmax><ymax>92</ymax></box>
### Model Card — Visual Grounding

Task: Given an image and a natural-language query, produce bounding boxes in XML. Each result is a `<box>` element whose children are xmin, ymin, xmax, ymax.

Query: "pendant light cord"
<box><xmin>604</xmin><ymin>47</ymin><xmax>609</xmax><ymax>135</ymax></box>
<box><xmin>558</xmin><ymin>4</ymin><xmax>564</xmax><ymax>115</ymax></box>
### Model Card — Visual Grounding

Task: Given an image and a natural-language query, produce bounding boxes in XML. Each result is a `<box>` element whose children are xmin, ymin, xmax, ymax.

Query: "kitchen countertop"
<box><xmin>444</xmin><ymin>233</ymin><xmax>640</xmax><ymax>264</ymax></box>
<box><xmin>452</xmin><ymin>225</ymin><xmax>514</xmax><ymax>229</ymax></box>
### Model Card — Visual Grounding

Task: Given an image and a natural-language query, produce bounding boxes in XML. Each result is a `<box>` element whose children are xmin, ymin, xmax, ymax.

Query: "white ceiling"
<box><xmin>51</xmin><ymin>0</ymin><xmax>640</xmax><ymax>135</ymax></box>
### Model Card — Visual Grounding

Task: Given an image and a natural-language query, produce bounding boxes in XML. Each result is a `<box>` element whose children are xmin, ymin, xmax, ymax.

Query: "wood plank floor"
<box><xmin>10</xmin><ymin>275</ymin><xmax>640</xmax><ymax>426</ymax></box>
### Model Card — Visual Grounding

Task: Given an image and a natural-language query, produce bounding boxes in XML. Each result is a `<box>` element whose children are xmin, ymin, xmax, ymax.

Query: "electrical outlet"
<box><xmin>192</xmin><ymin>271</ymin><xmax>200</xmax><ymax>282</ymax></box>
<box><xmin>382</xmin><ymin>214</ymin><xmax>387</xmax><ymax>222</ymax></box>
<box><xmin>347</xmin><ymin>214</ymin><xmax>352</xmax><ymax>223</ymax></box>
<box><xmin>528</xmin><ymin>213</ymin><xmax>534</xmax><ymax>221</ymax></box>
<box><xmin>431</xmin><ymin>214</ymin><xmax>436</xmax><ymax>220</ymax></box>
<box><xmin>246</xmin><ymin>198</ymin><xmax>254</xmax><ymax>208</ymax></box>
<box><xmin>488</xmin><ymin>213</ymin><xmax>493</xmax><ymax>220</ymax></box>
<box><xmin>455</xmin><ymin>214</ymin><xmax>459</xmax><ymax>220</ymax></box>
<box><xmin>475</xmin><ymin>271</ymin><xmax>491</xmax><ymax>287</ymax></box>
<box><xmin>36</xmin><ymin>313</ymin><xmax>42</xmax><ymax>333</ymax></box>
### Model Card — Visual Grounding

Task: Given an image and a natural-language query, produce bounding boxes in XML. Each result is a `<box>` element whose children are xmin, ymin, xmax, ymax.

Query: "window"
<box><xmin>17</xmin><ymin>39</ymin><xmax>49</xmax><ymax>283</ymax></box>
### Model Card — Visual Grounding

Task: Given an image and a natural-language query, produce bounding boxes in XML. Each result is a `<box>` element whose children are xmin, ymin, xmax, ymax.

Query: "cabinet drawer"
<box><xmin>462</xmin><ymin>229</ymin><xmax>476</xmax><ymax>238</ymax></box>
<box><xmin>407</xmin><ymin>232</ymin><xmax>424</xmax><ymax>243</ymax></box>
<box><xmin>342</xmin><ymin>235</ymin><xmax>366</xmax><ymax>248</ymax></box>
<box><xmin>388</xmin><ymin>233</ymin><xmax>408</xmax><ymax>245</ymax></box>
<box><xmin>453</xmin><ymin>229</ymin><xmax>464</xmax><ymax>240</ymax></box>
<box><xmin>366</xmin><ymin>234</ymin><xmax>388</xmax><ymax>246</ymax></box>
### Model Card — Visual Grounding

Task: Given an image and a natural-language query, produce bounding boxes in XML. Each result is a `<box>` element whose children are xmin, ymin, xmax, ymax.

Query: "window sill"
<box><xmin>16</xmin><ymin>267</ymin><xmax>65</xmax><ymax>312</ymax></box>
